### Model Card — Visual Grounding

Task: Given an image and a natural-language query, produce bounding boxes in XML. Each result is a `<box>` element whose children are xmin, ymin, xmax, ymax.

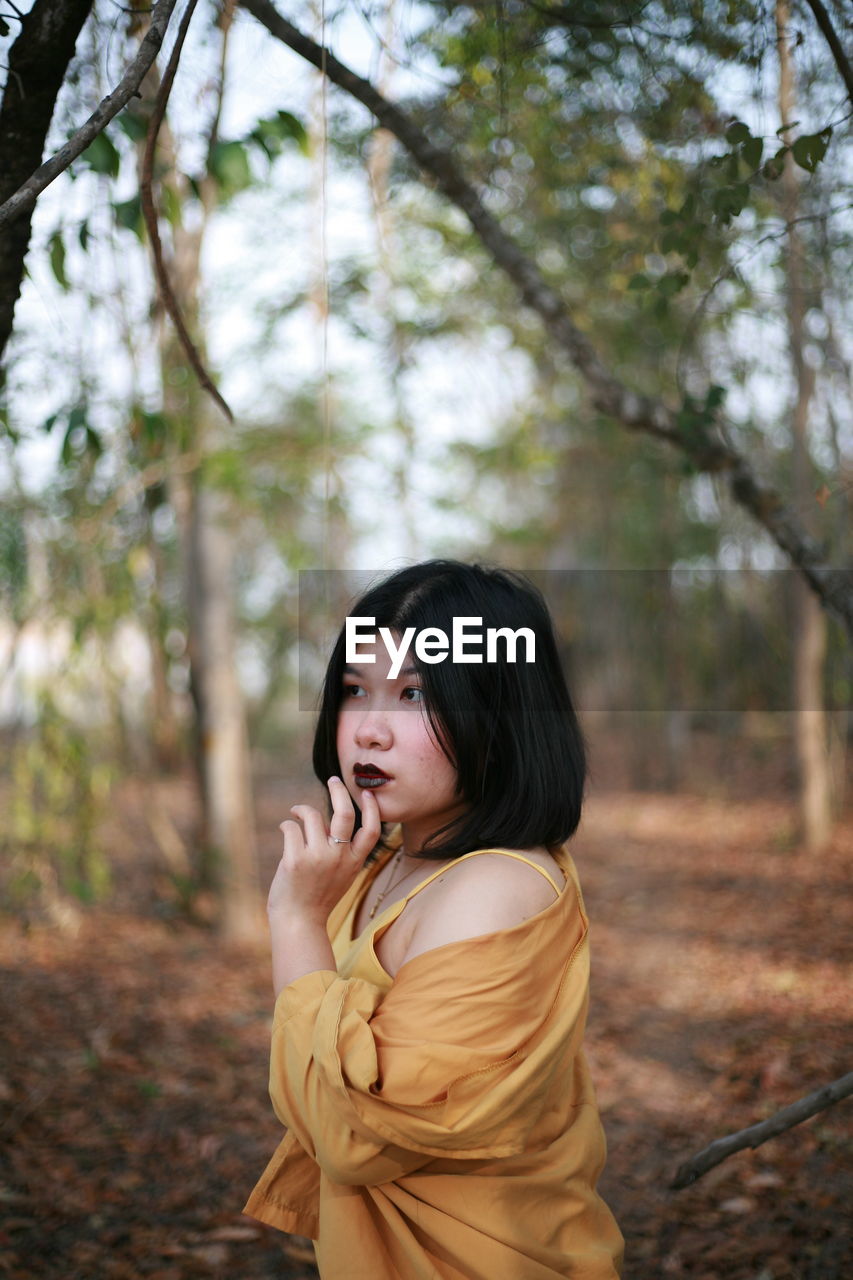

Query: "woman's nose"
<box><xmin>353</xmin><ymin>709</ymin><xmax>392</xmax><ymax>750</ymax></box>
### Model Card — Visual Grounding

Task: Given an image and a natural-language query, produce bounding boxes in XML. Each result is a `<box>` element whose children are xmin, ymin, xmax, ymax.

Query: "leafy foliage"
<box><xmin>8</xmin><ymin>695</ymin><xmax>114</xmax><ymax>907</ymax></box>
<box><xmin>209</xmin><ymin>110</ymin><xmax>309</xmax><ymax>201</ymax></box>
<box><xmin>0</xmin><ymin>502</ymin><xmax>27</xmax><ymax>624</ymax></box>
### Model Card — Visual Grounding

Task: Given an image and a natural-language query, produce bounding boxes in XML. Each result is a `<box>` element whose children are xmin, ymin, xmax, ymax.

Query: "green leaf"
<box><xmin>657</xmin><ymin>271</ymin><xmax>689</xmax><ymax>297</ymax></box>
<box><xmin>82</xmin><ymin>131</ymin><xmax>121</xmax><ymax>178</ymax></box>
<box><xmin>85</xmin><ymin>425</ymin><xmax>103</xmax><ymax>457</ymax></box>
<box><xmin>763</xmin><ymin>147</ymin><xmax>787</xmax><ymax>180</ymax></box>
<box><xmin>0</xmin><ymin>17</ymin><xmax>10</xmax><ymax>36</ymax></box>
<box><xmin>116</xmin><ymin>110</ymin><xmax>149</xmax><ymax>144</ymax></box>
<box><xmin>249</xmin><ymin>131</ymin><xmax>274</xmax><ymax>162</ymax></box>
<box><xmin>712</xmin><ymin>184</ymin><xmax>748</xmax><ymax>222</ymax></box>
<box><xmin>209</xmin><ymin>139</ymin><xmax>252</xmax><ymax>198</ymax></box>
<box><xmin>680</xmin><ymin>219</ymin><xmax>704</xmax><ymax>247</ymax></box>
<box><xmin>78</xmin><ymin>220</ymin><xmax>90</xmax><ymax>252</ymax></box>
<box><xmin>627</xmin><ymin>272</ymin><xmax>650</xmax><ymax>290</ymax></box>
<box><xmin>0</xmin><ymin>406</ymin><xmax>18</xmax><ymax>445</ymax></box>
<box><xmin>742</xmin><ymin>136</ymin><xmax>763</xmax><ymax>170</ymax></box>
<box><xmin>725</xmin><ymin>120</ymin><xmax>750</xmax><ymax>145</ymax></box>
<box><xmin>140</xmin><ymin>410</ymin><xmax>168</xmax><ymax>443</ymax></box>
<box><xmin>660</xmin><ymin>228</ymin><xmax>684</xmax><ymax>255</ymax></box>
<box><xmin>249</xmin><ymin>111</ymin><xmax>309</xmax><ymax>162</ymax></box>
<box><xmin>267</xmin><ymin>110</ymin><xmax>307</xmax><ymax>154</ymax></box>
<box><xmin>791</xmin><ymin>130</ymin><xmax>830</xmax><ymax>173</ymax></box>
<box><xmin>676</xmin><ymin>401</ymin><xmax>698</xmax><ymax>433</ymax></box>
<box><xmin>659</xmin><ymin>209</ymin><xmax>679</xmax><ymax>226</ymax></box>
<box><xmin>60</xmin><ymin>422</ymin><xmax>75</xmax><ymax>466</ymax></box>
<box><xmin>67</xmin><ymin>405</ymin><xmax>86</xmax><ymax>433</ymax></box>
<box><xmin>161</xmin><ymin>184</ymin><xmax>183</xmax><ymax>228</ymax></box>
<box><xmin>58</xmin><ymin>406</ymin><xmax>98</xmax><ymax>466</ymax></box>
<box><xmin>0</xmin><ymin>506</ymin><xmax>27</xmax><ymax>611</ymax></box>
<box><xmin>113</xmin><ymin>195</ymin><xmax>143</xmax><ymax>238</ymax></box>
<box><xmin>705</xmin><ymin>384</ymin><xmax>727</xmax><ymax>410</ymax></box>
<box><xmin>49</xmin><ymin>232</ymin><xmax>69</xmax><ymax>291</ymax></box>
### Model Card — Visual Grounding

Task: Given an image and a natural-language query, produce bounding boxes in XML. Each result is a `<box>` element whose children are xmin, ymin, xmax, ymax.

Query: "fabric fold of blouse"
<box><xmin>244</xmin><ymin>846</ymin><xmax>623</xmax><ymax>1279</ymax></box>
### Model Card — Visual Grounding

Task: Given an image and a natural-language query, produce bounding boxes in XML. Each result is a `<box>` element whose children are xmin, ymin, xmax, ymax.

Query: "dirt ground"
<box><xmin>1</xmin><ymin>774</ymin><xmax>850</xmax><ymax>1279</ymax></box>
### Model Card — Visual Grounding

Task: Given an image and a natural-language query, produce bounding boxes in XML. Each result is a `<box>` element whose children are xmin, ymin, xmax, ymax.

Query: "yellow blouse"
<box><xmin>244</xmin><ymin>837</ymin><xmax>624</xmax><ymax>1278</ymax></box>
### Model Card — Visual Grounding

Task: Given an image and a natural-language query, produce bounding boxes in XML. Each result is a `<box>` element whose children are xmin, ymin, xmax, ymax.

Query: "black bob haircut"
<box><xmin>313</xmin><ymin>560</ymin><xmax>586</xmax><ymax>859</ymax></box>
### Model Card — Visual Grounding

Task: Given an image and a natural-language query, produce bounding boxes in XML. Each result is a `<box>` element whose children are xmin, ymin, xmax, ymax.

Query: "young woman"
<box><xmin>245</xmin><ymin>561</ymin><xmax>623</xmax><ymax>1278</ymax></box>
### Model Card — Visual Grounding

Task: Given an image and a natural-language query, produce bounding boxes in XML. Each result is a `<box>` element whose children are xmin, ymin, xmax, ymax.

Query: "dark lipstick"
<box><xmin>354</xmin><ymin>762</ymin><xmax>391</xmax><ymax>788</ymax></box>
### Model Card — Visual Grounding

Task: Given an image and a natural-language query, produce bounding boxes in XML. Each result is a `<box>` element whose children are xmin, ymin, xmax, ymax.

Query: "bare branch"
<box><xmin>140</xmin><ymin>0</ymin><xmax>234</xmax><ymax>423</ymax></box>
<box><xmin>0</xmin><ymin>0</ymin><xmax>179</xmax><ymax>230</ymax></box>
<box><xmin>671</xmin><ymin>1070</ymin><xmax>853</xmax><ymax>1189</ymax></box>
<box><xmin>206</xmin><ymin>0</ymin><xmax>237</xmax><ymax>156</ymax></box>
<box><xmin>239</xmin><ymin>0</ymin><xmax>853</xmax><ymax>640</ymax></box>
<box><xmin>802</xmin><ymin>0</ymin><xmax>853</xmax><ymax>105</ymax></box>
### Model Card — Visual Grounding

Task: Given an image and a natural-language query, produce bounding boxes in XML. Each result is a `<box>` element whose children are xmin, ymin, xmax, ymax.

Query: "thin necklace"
<box><xmin>368</xmin><ymin>849</ymin><xmax>414</xmax><ymax>920</ymax></box>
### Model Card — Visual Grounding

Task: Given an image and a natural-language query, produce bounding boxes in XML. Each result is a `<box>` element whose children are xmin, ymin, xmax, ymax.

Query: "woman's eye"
<box><xmin>343</xmin><ymin>683</ymin><xmax>365</xmax><ymax>699</ymax></box>
<box><xmin>402</xmin><ymin>686</ymin><xmax>424</xmax><ymax>703</ymax></box>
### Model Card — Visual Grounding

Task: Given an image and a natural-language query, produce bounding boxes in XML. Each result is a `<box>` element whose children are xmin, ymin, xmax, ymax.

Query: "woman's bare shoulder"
<box><xmin>394</xmin><ymin>848</ymin><xmax>567</xmax><ymax>969</ymax></box>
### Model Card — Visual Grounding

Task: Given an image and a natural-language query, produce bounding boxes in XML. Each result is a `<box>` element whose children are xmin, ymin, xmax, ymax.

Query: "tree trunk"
<box><xmin>135</xmin><ymin>28</ymin><xmax>259</xmax><ymax>933</ymax></box>
<box><xmin>146</xmin><ymin>538</ymin><xmax>183</xmax><ymax>773</ymax></box>
<box><xmin>193</xmin><ymin>485</ymin><xmax>258</xmax><ymax>940</ymax></box>
<box><xmin>777</xmin><ymin>0</ymin><xmax>832</xmax><ymax>852</ymax></box>
<box><xmin>0</xmin><ymin>0</ymin><xmax>94</xmax><ymax>368</ymax></box>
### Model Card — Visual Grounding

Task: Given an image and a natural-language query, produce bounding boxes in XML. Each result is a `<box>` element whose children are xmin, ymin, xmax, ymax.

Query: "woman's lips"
<box><xmin>353</xmin><ymin>763</ymin><xmax>391</xmax><ymax>789</ymax></box>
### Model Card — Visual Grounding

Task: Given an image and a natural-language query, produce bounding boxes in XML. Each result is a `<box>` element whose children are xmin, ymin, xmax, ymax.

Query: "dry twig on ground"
<box><xmin>671</xmin><ymin>1070</ymin><xmax>853</xmax><ymax>1189</ymax></box>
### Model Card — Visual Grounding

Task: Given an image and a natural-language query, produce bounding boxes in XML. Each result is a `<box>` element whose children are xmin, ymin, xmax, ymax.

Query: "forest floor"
<box><xmin>0</xmin><ymin>775</ymin><xmax>851</xmax><ymax>1280</ymax></box>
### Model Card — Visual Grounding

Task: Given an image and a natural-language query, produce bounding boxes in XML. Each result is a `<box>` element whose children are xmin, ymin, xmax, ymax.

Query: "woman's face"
<box><xmin>336</xmin><ymin>635</ymin><xmax>466</xmax><ymax>853</ymax></box>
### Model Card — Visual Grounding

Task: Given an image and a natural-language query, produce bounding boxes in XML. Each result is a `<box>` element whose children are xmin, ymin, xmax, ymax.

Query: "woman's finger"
<box><xmin>278</xmin><ymin>818</ymin><xmax>305</xmax><ymax>861</ymax></box>
<box><xmin>351</xmin><ymin>784</ymin><xmax>381</xmax><ymax>861</ymax></box>
<box><xmin>289</xmin><ymin>804</ymin><xmax>328</xmax><ymax>853</ymax></box>
<box><xmin>327</xmin><ymin>776</ymin><xmax>357</xmax><ymax>846</ymax></box>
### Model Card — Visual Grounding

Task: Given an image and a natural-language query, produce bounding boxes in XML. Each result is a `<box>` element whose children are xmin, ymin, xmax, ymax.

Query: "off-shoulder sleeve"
<box><xmin>267</xmin><ymin>902</ymin><xmax>589</xmax><ymax>1187</ymax></box>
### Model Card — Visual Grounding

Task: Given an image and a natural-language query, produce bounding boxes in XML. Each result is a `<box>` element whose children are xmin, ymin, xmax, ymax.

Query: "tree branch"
<box><xmin>139</xmin><ymin>0</ymin><xmax>233</xmax><ymax>423</ymax></box>
<box><xmin>671</xmin><ymin>1070</ymin><xmax>853</xmax><ymax>1189</ymax></box>
<box><xmin>802</xmin><ymin>0</ymin><xmax>853</xmax><ymax>106</ymax></box>
<box><xmin>0</xmin><ymin>0</ymin><xmax>179</xmax><ymax>231</ymax></box>
<box><xmin>240</xmin><ymin>0</ymin><xmax>853</xmax><ymax>639</ymax></box>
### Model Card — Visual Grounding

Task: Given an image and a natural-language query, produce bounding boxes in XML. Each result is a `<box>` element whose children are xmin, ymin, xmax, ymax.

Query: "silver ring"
<box><xmin>328</xmin><ymin>836</ymin><xmax>351</xmax><ymax>845</ymax></box>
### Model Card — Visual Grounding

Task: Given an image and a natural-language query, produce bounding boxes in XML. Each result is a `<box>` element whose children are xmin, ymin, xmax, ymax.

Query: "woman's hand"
<box><xmin>268</xmin><ymin>776</ymin><xmax>381</xmax><ymax>927</ymax></box>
